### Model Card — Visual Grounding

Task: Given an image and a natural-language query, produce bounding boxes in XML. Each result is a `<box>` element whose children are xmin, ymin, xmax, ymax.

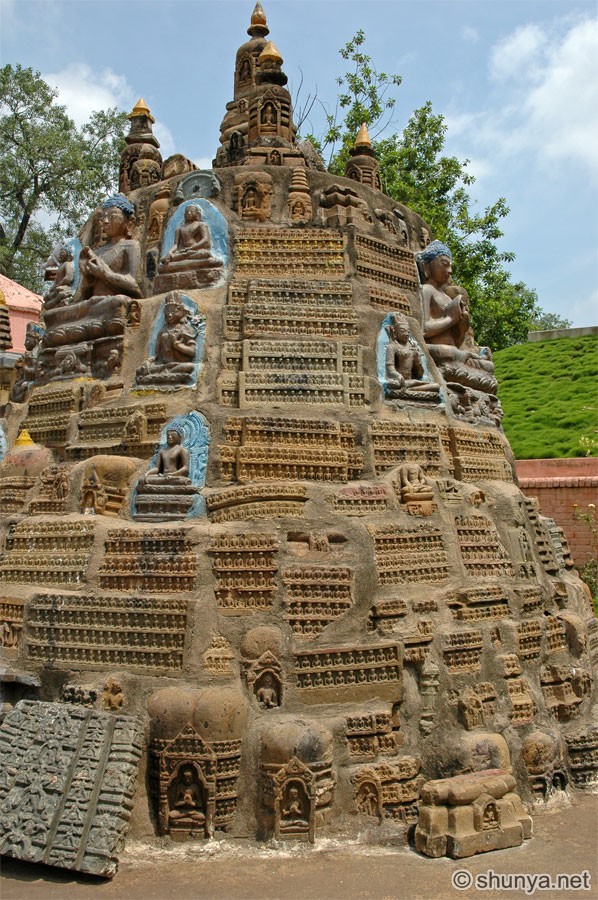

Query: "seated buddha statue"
<box><xmin>139</xmin><ymin>429</ymin><xmax>190</xmax><ymax>485</ymax></box>
<box><xmin>168</xmin><ymin>767</ymin><xmax>206</xmax><ymax>833</ymax></box>
<box><xmin>420</xmin><ymin>241</ymin><xmax>497</xmax><ymax>395</ymax></box>
<box><xmin>134</xmin><ymin>427</ymin><xmax>197</xmax><ymax>521</ymax></box>
<box><xmin>43</xmin><ymin>246</ymin><xmax>75</xmax><ymax>310</ymax></box>
<box><xmin>158</xmin><ymin>205</ymin><xmax>223</xmax><ymax>274</ymax></box>
<box><xmin>41</xmin><ymin>194</ymin><xmax>142</xmax><ymax>369</ymax></box>
<box><xmin>135</xmin><ymin>292</ymin><xmax>197</xmax><ymax>387</ymax></box>
<box><xmin>383</xmin><ymin>312</ymin><xmax>440</xmax><ymax>402</ymax></box>
<box><xmin>398</xmin><ymin>462</ymin><xmax>434</xmax><ymax>504</ymax></box>
<box><xmin>77</xmin><ymin>194</ymin><xmax>142</xmax><ymax>302</ymax></box>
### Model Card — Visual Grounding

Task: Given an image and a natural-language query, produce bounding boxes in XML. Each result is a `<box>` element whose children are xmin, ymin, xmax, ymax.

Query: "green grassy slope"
<box><xmin>493</xmin><ymin>334</ymin><xmax>598</xmax><ymax>459</ymax></box>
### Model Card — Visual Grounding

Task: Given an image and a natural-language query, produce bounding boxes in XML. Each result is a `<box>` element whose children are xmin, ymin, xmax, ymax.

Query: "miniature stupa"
<box><xmin>0</xmin><ymin>1</ymin><xmax>595</xmax><ymax>875</ymax></box>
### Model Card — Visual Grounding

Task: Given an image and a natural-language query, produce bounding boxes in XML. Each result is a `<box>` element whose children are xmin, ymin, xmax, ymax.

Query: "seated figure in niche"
<box><xmin>158</xmin><ymin>205</ymin><xmax>222</xmax><ymax>274</ymax></box>
<box><xmin>136</xmin><ymin>292</ymin><xmax>198</xmax><ymax>387</ymax></box>
<box><xmin>281</xmin><ymin>783</ymin><xmax>308</xmax><ymax>824</ymax></box>
<box><xmin>398</xmin><ymin>462</ymin><xmax>434</xmax><ymax>503</ymax></box>
<box><xmin>43</xmin><ymin>246</ymin><xmax>75</xmax><ymax>310</ymax></box>
<box><xmin>77</xmin><ymin>194</ymin><xmax>142</xmax><ymax>302</ymax></box>
<box><xmin>384</xmin><ymin>312</ymin><xmax>440</xmax><ymax>401</ymax></box>
<box><xmin>420</xmin><ymin>241</ymin><xmax>497</xmax><ymax>394</ymax></box>
<box><xmin>168</xmin><ymin>767</ymin><xmax>206</xmax><ymax>827</ymax></box>
<box><xmin>139</xmin><ymin>427</ymin><xmax>190</xmax><ymax>486</ymax></box>
<box><xmin>255</xmin><ymin>672</ymin><xmax>279</xmax><ymax>708</ymax></box>
<box><xmin>10</xmin><ymin>323</ymin><xmax>44</xmax><ymax>402</ymax></box>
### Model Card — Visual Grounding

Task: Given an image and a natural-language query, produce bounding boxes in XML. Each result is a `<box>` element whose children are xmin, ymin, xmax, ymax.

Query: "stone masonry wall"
<box><xmin>517</xmin><ymin>458</ymin><xmax>598</xmax><ymax>566</ymax></box>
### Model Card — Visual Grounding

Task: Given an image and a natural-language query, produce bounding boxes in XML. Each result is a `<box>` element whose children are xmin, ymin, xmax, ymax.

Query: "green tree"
<box><xmin>314</xmin><ymin>33</ymin><xmax>566</xmax><ymax>350</ymax></box>
<box><xmin>0</xmin><ymin>64</ymin><xmax>127</xmax><ymax>292</ymax></box>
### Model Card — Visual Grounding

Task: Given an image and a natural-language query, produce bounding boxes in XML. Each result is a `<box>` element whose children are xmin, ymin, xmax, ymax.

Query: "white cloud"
<box><xmin>449</xmin><ymin>18</ymin><xmax>598</xmax><ymax>183</ymax></box>
<box><xmin>42</xmin><ymin>63</ymin><xmax>177</xmax><ymax>158</ymax></box>
<box><xmin>490</xmin><ymin>24</ymin><xmax>547</xmax><ymax>82</ymax></box>
<box><xmin>461</xmin><ymin>26</ymin><xmax>479</xmax><ymax>44</ymax></box>
<box><xmin>443</xmin><ymin>111</ymin><xmax>477</xmax><ymax>138</ymax></box>
<box><xmin>42</xmin><ymin>63</ymin><xmax>135</xmax><ymax>126</ymax></box>
<box><xmin>461</xmin><ymin>156</ymin><xmax>494</xmax><ymax>184</ymax></box>
<box><xmin>524</xmin><ymin>19</ymin><xmax>598</xmax><ymax>175</ymax></box>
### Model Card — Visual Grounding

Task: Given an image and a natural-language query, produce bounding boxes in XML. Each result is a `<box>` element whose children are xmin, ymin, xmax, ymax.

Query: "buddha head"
<box><xmin>101</xmin><ymin>194</ymin><xmax>136</xmax><ymax>240</ymax></box>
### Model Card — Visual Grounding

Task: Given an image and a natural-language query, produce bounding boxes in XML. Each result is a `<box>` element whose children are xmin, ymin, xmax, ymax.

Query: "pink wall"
<box><xmin>516</xmin><ymin>458</ymin><xmax>598</xmax><ymax>567</ymax></box>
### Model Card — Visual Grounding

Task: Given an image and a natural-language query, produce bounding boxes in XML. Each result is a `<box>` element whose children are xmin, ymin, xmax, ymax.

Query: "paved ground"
<box><xmin>1</xmin><ymin>792</ymin><xmax>596</xmax><ymax>900</ymax></box>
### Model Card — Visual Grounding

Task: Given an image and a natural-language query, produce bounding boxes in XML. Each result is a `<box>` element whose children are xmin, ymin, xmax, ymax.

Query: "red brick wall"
<box><xmin>516</xmin><ymin>458</ymin><xmax>598</xmax><ymax>567</ymax></box>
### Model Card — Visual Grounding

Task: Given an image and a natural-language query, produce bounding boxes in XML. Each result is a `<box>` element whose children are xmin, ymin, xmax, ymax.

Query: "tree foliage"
<box><xmin>0</xmin><ymin>64</ymin><xmax>127</xmax><ymax>292</ymax></box>
<box><xmin>313</xmin><ymin>33</ymin><xmax>570</xmax><ymax>350</ymax></box>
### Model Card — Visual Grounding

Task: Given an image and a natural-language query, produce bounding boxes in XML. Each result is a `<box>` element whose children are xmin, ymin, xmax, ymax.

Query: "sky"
<box><xmin>1</xmin><ymin>0</ymin><xmax>597</xmax><ymax>327</ymax></box>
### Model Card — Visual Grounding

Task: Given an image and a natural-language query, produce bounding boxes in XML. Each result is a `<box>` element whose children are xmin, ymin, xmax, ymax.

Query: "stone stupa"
<box><xmin>0</xmin><ymin>1</ymin><xmax>595</xmax><ymax>877</ymax></box>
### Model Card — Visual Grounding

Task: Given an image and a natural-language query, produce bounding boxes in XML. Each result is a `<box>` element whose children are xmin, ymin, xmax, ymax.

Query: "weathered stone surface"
<box><xmin>415</xmin><ymin>769</ymin><xmax>532</xmax><ymax>858</ymax></box>
<box><xmin>0</xmin><ymin>0</ymin><xmax>595</xmax><ymax>862</ymax></box>
<box><xmin>0</xmin><ymin>700</ymin><xmax>143</xmax><ymax>877</ymax></box>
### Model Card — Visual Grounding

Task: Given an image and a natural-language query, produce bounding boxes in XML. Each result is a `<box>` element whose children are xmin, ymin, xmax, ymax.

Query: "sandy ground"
<box><xmin>1</xmin><ymin>792</ymin><xmax>597</xmax><ymax>900</ymax></box>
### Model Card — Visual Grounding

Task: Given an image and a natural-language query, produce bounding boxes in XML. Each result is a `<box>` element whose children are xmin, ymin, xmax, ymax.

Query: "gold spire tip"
<box><xmin>128</xmin><ymin>98</ymin><xmax>155</xmax><ymax>123</ymax></box>
<box><xmin>355</xmin><ymin>122</ymin><xmax>372</xmax><ymax>147</ymax></box>
<box><xmin>259</xmin><ymin>41</ymin><xmax>283</xmax><ymax>66</ymax></box>
<box><xmin>248</xmin><ymin>1</ymin><xmax>269</xmax><ymax>36</ymax></box>
<box><xmin>14</xmin><ymin>429</ymin><xmax>34</xmax><ymax>447</ymax></box>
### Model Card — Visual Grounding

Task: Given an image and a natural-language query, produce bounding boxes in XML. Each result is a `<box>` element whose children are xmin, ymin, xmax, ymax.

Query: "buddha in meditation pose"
<box><xmin>398</xmin><ymin>462</ymin><xmax>434</xmax><ymax>504</ymax></box>
<box><xmin>384</xmin><ymin>312</ymin><xmax>440</xmax><ymax>400</ymax></box>
<box><xmin>140</xmin><ymin>428</ymin><xmax>190</xmax><ymax>486</ymax></box>
<box><xmin>158</xmin><ymin>204</ymin><xmax>222</xmax><ymax>275</ymax></box>
<box><xmin>420</xmin><ymin>241</ymin><xmax>497</xmax><ymax>394</ymax></box>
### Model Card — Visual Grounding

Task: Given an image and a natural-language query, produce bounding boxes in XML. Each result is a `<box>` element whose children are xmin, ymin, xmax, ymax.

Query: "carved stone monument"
<box><xmin>0</xmin><ymin>1</ymin><xmax>595</xmax><ymax>873</ymax></box>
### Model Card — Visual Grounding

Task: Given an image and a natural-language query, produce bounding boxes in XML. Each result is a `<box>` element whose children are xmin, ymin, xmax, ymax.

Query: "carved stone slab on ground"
<box><xmin>0</xmin><ymin>700</ymin><xmax>143</xmax><ymax>877</ymax></box>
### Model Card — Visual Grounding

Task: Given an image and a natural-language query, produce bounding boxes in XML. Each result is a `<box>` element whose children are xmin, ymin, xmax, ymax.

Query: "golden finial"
<box><xmin>248</xmin><ymin>1</ymin><xmax>269</xmax><ymax>37</ymax></box>
<box><xmin>128</xmin><ymin>98</ymin><xmax>155</xmax><ymax>123</ymax></box>
<box><xmin>14</xmin><ymin>429</ymin><xmax>34</xmax><ymax>447</ymax></box>
<box><xmin>355</xmin><ymin>123</ymin><xmax>372</xmax><ymax>148</ymax></box>
<box><xmin>259</xmin><ymin>41</ymin><xmax>283</xmax><ymax>66</ymax></box>
<box><xmin>0</xmin><ymin>288</ymin><xmax>6</xmax><ymax>306</ymax></box>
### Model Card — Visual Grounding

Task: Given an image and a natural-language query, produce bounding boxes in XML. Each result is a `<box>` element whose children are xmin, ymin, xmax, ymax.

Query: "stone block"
<box><xmin>0</xmin><ymin>700</ymin><xmax>143</xmax><ymax>877</ymax></box>
<box><xmin>415</xmin><ymin>769</ymin><xmax>532</xmax><ymax>859</ymax></box>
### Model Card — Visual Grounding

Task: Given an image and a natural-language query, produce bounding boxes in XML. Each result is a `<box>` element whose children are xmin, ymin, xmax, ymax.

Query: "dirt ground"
<box><xmin>1</xmin><ymin>792</ymin><xmax>596</xmax><ymax>900</ymax></box>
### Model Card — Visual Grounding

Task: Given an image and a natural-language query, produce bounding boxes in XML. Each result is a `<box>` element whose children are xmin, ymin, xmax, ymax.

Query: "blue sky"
<box><xmin>1</xmin><ymin>0</ymin><xmax>597</xmax><ymax>327</ymax></box>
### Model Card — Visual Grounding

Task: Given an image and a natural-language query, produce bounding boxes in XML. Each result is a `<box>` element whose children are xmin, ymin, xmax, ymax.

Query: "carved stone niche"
<box><xmin>152</xmin><ymin>727</ymin><xmax>217</xmax><ymax>840</ymax></box>
<box><xmin>415</xmin><ymin>770</ymin><xmax>532</xmax><ymax>859</ymax></box>
<box><xmin>274</xmin><ymin>758</ymin><xmax>316</xmax><ymax>842</ymax></box>
<box><xmin>540</xmin><ymin>664</ymin><xmax>591</xmax><ymax>722</ymax></box>
<box><xmin>352</xmin><ymin>757</ymin><xmax>423</xmax><ymax>823</ymax></box>
<box><xmin>241</xmin><ymin>626</ymin><xmax>284</xmax><ymax>709</ymax></box>
<box><xmin>234</xmin><ymin>172</ymin><xmax>272</xmax><ymax>221</ymax></box>
<box><xmin>564</xmin><ymin>726</ymin><xmax>598</xmax><ymax>789</ymax></box>
<box><xmin>353</xmin><ymin>769</ymin><xmax>383</xmax><ymax>820</ymax></box>
<box><xmin>259</xmin><ymin>720</ymin><xmax>335</xmax><ymax>843</ymax></box>
<box><xmin>148</xmin><ymin>686</ymin><xmax>247</xmax><ymax>838</ymax></box>
<box><xmin>522</xmin><ymin>731</ymin><xmax>568</xmax><ymax>804</ymax></box>
<box><xmin>79</xmin><ymin>456</ymin><xmax>138</xmax><ymax>517</ymax></box>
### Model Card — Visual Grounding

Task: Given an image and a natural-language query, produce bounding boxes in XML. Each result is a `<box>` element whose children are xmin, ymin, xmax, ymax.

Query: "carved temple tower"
<box><xmin>0</xmin><ymin>1</ymin><xmax>595</xmax><ymax>877</ymax></box>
